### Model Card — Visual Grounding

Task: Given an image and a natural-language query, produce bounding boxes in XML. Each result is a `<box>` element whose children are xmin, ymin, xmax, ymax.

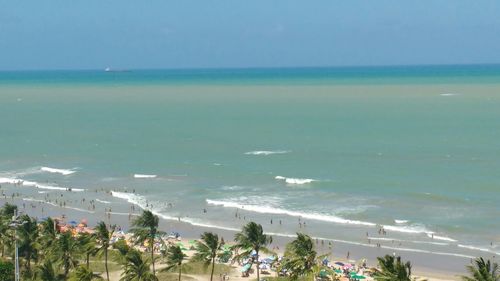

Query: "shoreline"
<box><xmin>1</xmin><ymin>196</ymin><xmax>470</xmax><ymax>280</ymax></box>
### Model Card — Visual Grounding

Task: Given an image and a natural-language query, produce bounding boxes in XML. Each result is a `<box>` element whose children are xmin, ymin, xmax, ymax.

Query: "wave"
<box><xmin>0</xmin><ymin>177</ymin><xmax>23</xmax><ymax>184</ymax></box>
<box><xmin>206</xmin><ymin>199</ymin><xmax>375</xmax><ymax>226</ymax></box>
<box><xmin>395</xmin><ymin>219</ymin><xmax>408</xmax><ymax>224</ymax></box>
<box><xmin>41</xmin><ymin>166</ymin><xmax>76</xmax><ymax>175</ymax></box>
<box><xmin>22</xmin><ymin>198</ymin><xmax>58</xmax><ymax>207</ymax></box>
<box><xmin>367</xmin><ymin>237</ymin><xmax>450</xmax><ymax>246</ymax></box>
<box><xmin>427</xmin><ymin>233</ymin><xmax>457</xmax><ymax>242</ymax></box>
<box><xmin>111</xmin><ymin>191</ymin><xmax>148</xmax><ymax>209</ymax></box>
<box><xmin>22</xmin><ymin>180</ymin><xmax>84</xmax><ymax>192</ymax></box>
<box><xmin>458</xmin><ymin>244</ymin><xmax>492</xmax><ymax>253</ymax></box>
<box><xmin>64</xmin><ymin>206</ymin><xmax>94</xmax><ymax>213</ymax></box>
<box><xmin>440</xmin><ymin>93</ymin><xmax>459</xmax><ymax>96</ymax></box>
<box><xmin>275</xmin><ymin>176</ymin><xmax>316</xmax><ymax>184</ymax></box>
<box><xmin>96</xmin><ymin>199</ymin><xmax>111</xmax><ymax>204</ymax></box>
<box><xmin>206</xmin><ymin>199</ymin><xmax>454</xmax><ymax>238</ymax></box>
<box><xmin>0</xmin><ymin>177</ymin><xmax>83</xmax><ymax>192</ymax></box>
<box><xmin>134</xmin><ymin>174</ymin><xmax>157</xmax><ymax>179</ymax></box>
<box><xmin>245</xmin><ymin>150</ymin><xmax>290</xmax><ymax>156</ymax></box>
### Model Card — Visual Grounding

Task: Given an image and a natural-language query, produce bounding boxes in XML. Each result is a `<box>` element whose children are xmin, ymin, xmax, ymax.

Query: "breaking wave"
<box><xmin>275</xmin><ymin>176</ymin><xmax>316</xmax><ymax>184</ymax></box>
<box><xmin>134</xmin><ymin>174</ymin><xmax>157</xmax><ymax>179</ymax></box>
<box><xmin>41</xmin><ymin>166</ymin><xmax>76</xmax><ymax>175</ymax></box>
<box><xmin>245</xmin><ymin>150</ymin><xmax>290</xmax><ymax>156</ymax></box>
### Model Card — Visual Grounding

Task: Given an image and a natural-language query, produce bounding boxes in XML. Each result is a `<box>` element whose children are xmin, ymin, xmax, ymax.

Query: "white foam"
<box><xmin>64</xmin><ymin>206</ymin><xmax>94</xmax><ymax>213</ymax></box>
<box><xmin>245</xmin><ymin>150</ymin><xmax>290</xmax><ymax>156</ymax></box>
<box><xmin>111</xmin><ymin>191</ymin><xmax>148</xmax><ymax>210</ymax></box>
<box><xmin>458</xmin><ymin>244</ymin><xmax>492</xmax><ymax>253</ymax></box>
<box><xmin>395</xmin><ymin>219</ymin><xmax>408</xmax><ymax>224</ymax></box>
<box><xmin>35</xmin><ymin>184</ymin><xmax>84</xmax><ymax>192</ymax></box>
<box><xmin>0</xmin><ymin>177</ymin><xmax>23</xmax><ymax>184</ymax></box>
<box><xmin>440</xmin><ymin>93</ymin><xmax>459</xmax><ymax>96</ymax></box>
<box><xmin>22</xmin><ymin>198</ymin><xmax>58</xmax><ymax>207</ymax></box>
<box><xmin>41</xmin><ymin>167</ymin><xmax>75</xmax><ymax>175</ymax></box>
<box><xmin>383</xmin><ymin>224</ymin><xmax>430</xmax><ymax>234</ymax></box>
<box><xmin>206</xmin><ymin>199</ymin><xmax>375</xmax><ymax>227</ymax></box>
<box><xmin>96</xmin><ymin>199</ymin><xmax>111</xmax><ymax>204</ymax></box>
<box><xmin>368</xmin><ymin>237</ymin><xmax>449</xmax><ymax>246</ymax></box>
<box><xmin>0</xmin><ymin>178</ymin><xmax>83</xmax><ymax>192</ymax></box>
<box><xmin>22</xmin><ymin>180</ymin><xmax>83</xmax><ymax>192</ymax></box>
<box><xmin>427</xmin><ymin>233</ymin><xmax>457</xmax><ymax>242</ymax></box>
<box><xmin>275</xmin><ymin>176</ymin><xmax>316</xmax><ymax>184</ymax></box>
<box><xmin>134</xmin><ymin>174</ymin><xmax>157</xmax><ymax>179</ymax></box>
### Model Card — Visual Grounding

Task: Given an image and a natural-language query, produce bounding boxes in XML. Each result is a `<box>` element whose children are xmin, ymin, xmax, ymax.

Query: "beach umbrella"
<box><xmin>259</xmin><ymin>264</ymin><xmax>269</xmax><ymax>270</ymax></box>
<box><xmin>352</xmin><ymin>274</ymin><xmax>366</xmax><ymax>279</ymax></box>
<box><xmin>240</xmin><ymin>264</ymin><xmax>252</xmax><ymax>272</ymax></box>
<box><xmin>335</xmin><ymin>262</ymin><xmax>344</xmax><ymax>266</ymax></box>
<box><xmin>334</xmin><ymin>269</ymin><xmax>343</xmax><ymax>274</ymax></box>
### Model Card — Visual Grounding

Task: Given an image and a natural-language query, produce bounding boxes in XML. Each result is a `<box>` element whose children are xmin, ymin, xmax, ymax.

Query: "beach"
<box><xmin>0</xmin><ymin>193</ymin><xmax>479</xmax><ymax>280</ymax></box>
<box><xmin>1</xmin><ymin>67</ymin><xmax>500</xmax><ymax>279</ymax></box>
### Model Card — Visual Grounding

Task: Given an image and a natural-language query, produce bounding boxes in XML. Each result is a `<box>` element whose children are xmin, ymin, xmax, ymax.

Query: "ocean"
<box><xmin>1</xmin><ymin>65</ymin><xmax>499</xmax><ymax>261</ymax></box>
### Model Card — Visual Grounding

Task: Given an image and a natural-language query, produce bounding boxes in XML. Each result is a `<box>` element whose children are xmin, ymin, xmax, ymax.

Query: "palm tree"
<box><xmin>462</xmin><ymin>257</ymin><xmax>499</xmax><ymax>281</ymax></box>
<box><xmin>373</xmin><ymin>255</ymin><xmax>412</xmax><ymax>281</ymax></box>
<box><xmin>78</xmin><ymin>232</ymin><xmax>98</xmax><ymax>269</ymax></box>
<box><xmin>94</xmin><ymin>221</ymin><xmax>114</xmax><ymax>281</ymax></box>
<box><xmin>34</xmin><ymin>260</ymin><xmax>64</xmax><ymax>281</ymax></box>
<box><xmin>192</xmin><ymin>232</ymin><xmax>224</xmax><ymax>281</ymax></box>
<box><xmin>131</xmin><ymin>210</ymin><xmax>162</xmax><ymax>277</ymax></box>
<box><xmin>280</xmin><ymin>233</ymin><xmax>318</xmax><ymax>280</ymax></box>
<box><xmin>52</xmin><ymin>231</ymin><xmax>81</xmax><ymax>279</ymax></box>
<box><xmin>120</xmin><ymin>249</ymin><xmax>158</xmax><ymax>281</ymax></box>
<box><xmin>233</xmin><ymin>222</ymin><xmax>272</xmax><ymax>281</ymax></box>
<box><xmin>0</xmin><ymin>203</ymin><xmax>17</xmax><ymax>258</ymax></box>
<box><xmin>17</xmin><ymin>214</ymin><xmax>39</xmax><ymax>275</ymax></box>
<box><xmin>38</xmin><ymin>218</ymin><xmax>57</xmax><ymax>260</ymax></box>
<box><xmin>70</xmin><ymin>265</ymin><xmax>103</xmax><ymax>281</ymax></box>
<box><xmin>165</xmin><ymin>245</ymin><xmax>186</xmax><ymax>281</ymax></box>
<box><xmin>0</xmin><ymin>215</ymin><xmax>13</xmax><ymax>258</ymax></box>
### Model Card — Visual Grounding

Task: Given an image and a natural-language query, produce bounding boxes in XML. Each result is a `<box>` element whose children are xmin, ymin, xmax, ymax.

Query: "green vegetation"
<box><xmin>462</xmin><ymin>257</ymin><xmax>499</xmax><ymax>281</ymax></box>
<box><xmin>0</xmin><ymin>260</ymin><xmax>14</xmax><ymax>281</ymax></box>
<box><xmin>373</xmin><ymin>255</ymin><xmax>412</xmax><ymax>281</ymax></box>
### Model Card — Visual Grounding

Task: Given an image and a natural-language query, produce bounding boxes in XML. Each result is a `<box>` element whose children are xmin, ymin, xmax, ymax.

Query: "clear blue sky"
<box><xmin>1</xmin><ymin>0</ymin><xmax>500</xmax><ymax>70</ymax></box>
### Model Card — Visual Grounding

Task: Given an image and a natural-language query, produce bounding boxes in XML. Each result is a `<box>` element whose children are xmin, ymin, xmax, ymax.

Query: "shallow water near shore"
<box><xmin>1</xmin><ymin>67</ymin><xmax>499</xmax><ymax>271</ymax></box>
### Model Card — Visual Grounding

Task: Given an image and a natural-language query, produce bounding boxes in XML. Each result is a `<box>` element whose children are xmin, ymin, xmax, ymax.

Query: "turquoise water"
<box><xmin>1</xmin><ymin>65</ymin><xmax>499</xmax><ymax>260</ymax></box>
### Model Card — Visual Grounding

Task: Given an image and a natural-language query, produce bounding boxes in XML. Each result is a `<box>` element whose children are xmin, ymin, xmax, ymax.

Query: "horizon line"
<box><xmin>1</xmin><ymin>62</ymin><xmax>500</xmax><ymax>73</ymax></box>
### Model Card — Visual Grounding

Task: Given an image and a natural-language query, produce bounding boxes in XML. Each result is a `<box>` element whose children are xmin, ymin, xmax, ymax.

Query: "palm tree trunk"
<box><xmin>256</xmin><ymin>249</ymin><xmax>260</xmax><ymax>281</ymax></box>
<box><xmin>151</xmin><ymin>237</ymin><xmax>155</xmax><ymax>276</ymax></box>
<box><xmin>86</xmin><ymin>253</ymin><xmax>90</xmax><ymax>269</ymax></box>
<box><xmin>178</xmin><ymin>265</ymin><xmax>182</xmax><ymax>281</ymax></box>
<box><xmin>105</xmin><ymin>248</ymin><xmax>109</xmax><ymax>281</ymax></box>
<box><xmin>210</xmin><ymin>257</ymin><xmax>216</xmax><ymax>281</ymax></box>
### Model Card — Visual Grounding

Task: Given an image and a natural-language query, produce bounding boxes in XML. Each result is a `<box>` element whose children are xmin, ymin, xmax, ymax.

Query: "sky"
<box><xmin>1</xmin><ymin>0</ymin><xmax>500</xmax><ymax>70</ymax></box>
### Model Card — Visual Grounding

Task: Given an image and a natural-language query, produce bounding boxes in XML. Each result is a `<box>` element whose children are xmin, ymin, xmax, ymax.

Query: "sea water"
<box><xmin>1</xmin><ymin>65</ymin><xmax>499</xmax><ymax>260</ymax></box>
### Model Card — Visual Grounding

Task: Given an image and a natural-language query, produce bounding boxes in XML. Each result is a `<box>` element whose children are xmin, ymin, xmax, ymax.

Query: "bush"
<box><xmin>0</xmin><ymin>261</ymin><xmax>14</xmax><ymax>281</ymax></box>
